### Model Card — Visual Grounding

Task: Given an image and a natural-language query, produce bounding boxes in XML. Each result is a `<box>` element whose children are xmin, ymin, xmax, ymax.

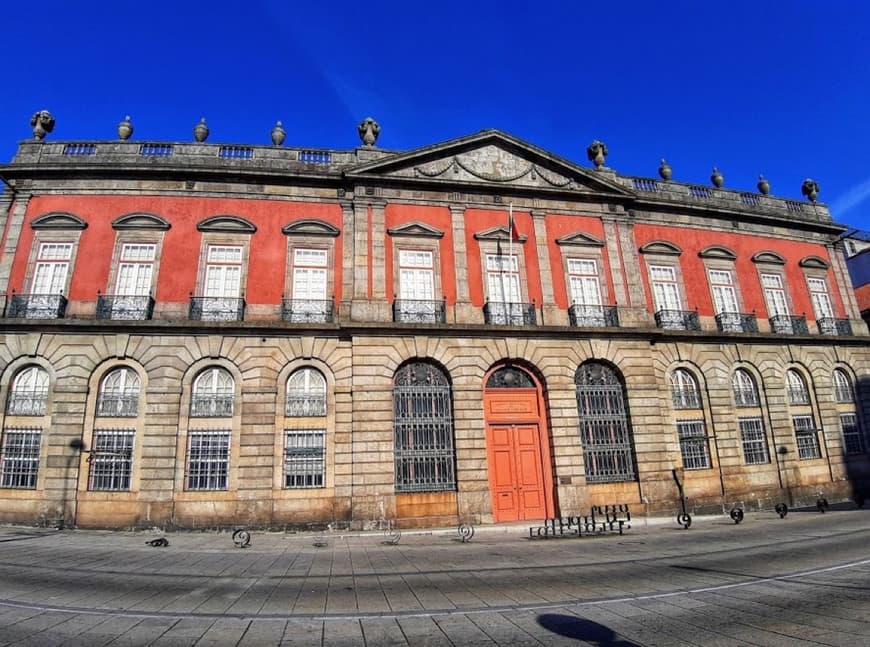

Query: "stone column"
<box><xmin>450</xmin><ymin>205</ymin><xmax>479</xmax><ymax>323</ymax></box>
<box><xmin>532</xmin><ymin>209</ymin><xmax>563</xmax><ymax>325</ymax></box>
<box><xmin>828</xmin><ymin>243</ymin><xmax>861</xmax><ymax>321</ymax></box>
<box><xmin>349</xmin><ymin>199</ymin><xmax>390</xmax><ymax>322</ymax></box>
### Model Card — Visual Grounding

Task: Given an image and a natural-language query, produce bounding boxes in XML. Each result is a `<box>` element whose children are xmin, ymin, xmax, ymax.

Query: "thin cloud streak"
<box><xmin>831</xmin><ymin>176</ymin><xmax>870</xmax><ymax>220</ymax></box>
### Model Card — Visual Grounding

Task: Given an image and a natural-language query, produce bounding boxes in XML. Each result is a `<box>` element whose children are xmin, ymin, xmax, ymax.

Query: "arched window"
<box><xmin>284</xmin><ymin>368</ymin><xmax>328</xmax><ymax>488</ymax></box>
<box><xmin>191</xmin><ymin>367</ymin><xmax>234</xmax><ymax>417</ymax></box>
<box><xmin>393</xmin><ymin>361</ymin><xmax>455</xmax><ymax>492</ymax></box>
<box><xmin>7</xmin><ymin>366</ymin><xmax>49</xmax><ymax>416</ymax></box>
<box><xmin>786</xmin><ymin>369</ymin><xmax>809</xmax><ymax>405</ymax></box>
<box><xmin>96</xmin><ymin>368</ymin><xmax>140</xmax><ymax>417</ymax></box>
<box><xmin>833</xmin><ymin>369</ymin><xmax>853</xmax><ymax>403</ymax></box>
<box><xmin>732</xmin><ymin>369</ymin><xmax>759</xmax><ymax>407</ymax></box>
<box><xmin>286</xmin><ymin>368</ymin><xmax>326</xmax><ymax>417</ymax></box>
<box><xmin>670</xmin><ymin>369</ymin><xmax>700</xmax><ymax>409</ymax></box>
<box><xmin>575</xmin><ymin>362</ymin><xmax>636</xmax><ymax>482</ymax></box>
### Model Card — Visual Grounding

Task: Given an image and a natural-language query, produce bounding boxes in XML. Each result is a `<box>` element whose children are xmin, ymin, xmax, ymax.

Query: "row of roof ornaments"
<box><xmin>27</xmin><ymin>109</ymin><xmax>822</xmax><ymax>202</ymax></box>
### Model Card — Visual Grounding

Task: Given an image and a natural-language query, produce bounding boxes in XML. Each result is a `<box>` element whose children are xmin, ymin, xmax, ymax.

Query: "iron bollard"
<box><xmin>672</xmin><ymin>468</ymin><xmax>691</xmax><ymax>529</ymax></box>
<box><xmin>774</xmin><ymin>503</ymin><xmax>788</xmax><ymax>518</ymax></box>
<box><xmin>383</xmin><ymin>527</ymin><xmax>401</xmax><ymax>545</ymax></box>
<box><xmin>146</xmin><ymin>537</ymin><xmax>169</xmax><ymax>547</ymax></box>
<box><xmin>232</xmin><ymin>529</ymin><xmax>251</xmax><ymax>548</ymax></box>
<box><xmin>729</xmin><ymin>507</ymin><xmax>744</xmax><ymax>524</ymax></box>
<box><xmin>816</xmin><ymin>498</ymin><xmax>829</xmax><ymax>513</ymax></box>
<box><xmin>458</xmin><ymin>523</ymin><xmax>475</xmax><ymax>543</ymax></box>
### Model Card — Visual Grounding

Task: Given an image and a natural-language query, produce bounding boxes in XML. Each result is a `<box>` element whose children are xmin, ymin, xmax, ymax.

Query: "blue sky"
<box><xmin>2</xmin><ymin>1</ymin><xmax>868</xmax><ymax>230</ymax></box>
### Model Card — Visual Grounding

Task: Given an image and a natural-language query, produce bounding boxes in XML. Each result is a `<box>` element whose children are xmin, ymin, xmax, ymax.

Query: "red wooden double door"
<box><xmin>483</xmin><ymin>377</ymin><xmax>556</xmax><ymax>523</ymax></box>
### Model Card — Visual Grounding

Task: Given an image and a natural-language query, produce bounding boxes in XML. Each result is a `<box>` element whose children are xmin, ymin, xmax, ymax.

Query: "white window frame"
<box><xmin>807</xmin><ymin>277</ymin><xmax>834</xmax><ymax>319</ymax></box>
<box><xmin>732</xmin><ymin>369</ymin><xmax>759</xmax><ymax>407</ymax></box>
<box><xmin>7</xmin><ymin>366</ymin><xmax>49</xmax><ymax>416</ymax></box>
<box><xmin>670</xmin><ymin>369</ymin><xmax>701</xmax><ymax>409</ymax></box>
<box><xmin>115</xmin><ymin>243</ymin><xmax>155</xmax><ymax>296</ymax></box>
<box><xmin>761</xmin><ymin>273</ymin><xmax>790</xmax><ymax>317</ymax></box>
<box><xmin>833</xmin><ymin>369</ymin><xmax>854</xmax><ymax>403</ymax></box>
<box><xmin>30</xmin><ymin>242</ymin><xmax>72</xmax><ymax>295</ymax></box>
<box><xmin>203</xmin><ymin>245</ymin><xmax>243</xmax><ymax>299</ymax></box>
<box><xmin>786</xmin><ymin>369</ymin><xmax>809</xmax><ymax>405</ymax></box>
<box><xmin>708</xmin><ymin>269</ymin><xmax>739</xmax><ymax>315</ymax></box>
<box><xmin>485</xmin><ymin>253</ymin><xmax>521</xmax><ymax>303</ymax></box>
<box><xmin>398</xmin><ymin>250</ymin><xmax>435</xmax><ymax>301</ymax></box>
<box><xmin>649</xmin><ymin>264</ymin><xmax>682</xmax><ymax>312</ymax></box>
<box><xmin>568</xmin><ymin>258</ymin><xmax>602</xmax><ymax>306</ymax></box>
<box><xmin>739</xmin><ymin>417</ymin><xmax>769</xmax><ymax>465</ymax></box>
<box><xmin>286</xmin><ymin>368</ymin><xmax>327</xmax><ymax>417</ymax></box>
<box><xmin>291</xmin><ymin>248</ymin><xmax>328</xmax><ymax>300</ymax></box>
<box><xmin>191</xmin><ymin>368</ymin><xmax>234</xmax><ymax>417</ymax></box>
<box><xmin>96</xmin><ymin>368</ymin><xmax>141</xmax><ymax>417</ymax></box>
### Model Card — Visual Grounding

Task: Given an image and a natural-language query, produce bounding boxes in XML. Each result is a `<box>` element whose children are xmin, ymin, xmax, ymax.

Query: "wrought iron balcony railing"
<box><xmin>96</xmin><ymin>294</ymin><xmax>155</xmax><ymax>320</ymax></box>
<box><xmin>654</xmin><ymin>309</ymin><xmax>700</xmax><ymax>331</ymax></box>
<box><xmin>189</xmin><ymin>296</ymin><xmax>245</xmax><ymax>322</ymax></box>
<box><xmin>569</xmin><ymin>304</ymin><xmax>619</xmax><ymax>327</ymax></box>
<box><xmin>6</xmin><ymin>391</ymin><xmax>48</xmax><ymax>416</ymax></box>
<box><xmin>671</xmin><ymin>388</ymin><xmax>701</xmax><ymax>409</ymax></box>
<box><xmin>95</xmin><ymin>394</ymin><xmax>139</xmax><ymax>417</ymax></box>
<box><xmin>281</xmin><ymin>299</ymin><xmax>334</xmax><ymax>323</ymax></box>
<box><xmin>715</xmin><ymin>312</ymin><xmax>758</xmax><ymax>333</ymax></box>
<box><xmin>817</xmin><ymin>317</ymin><xmax>852</xmax><ymax>336</ymax></box>
<box><xmin>285</xmin><ymin>395</ymin><xmax>327</xmax><ymax>417</ymax></box>
<box><xmin>5</xmin><ymin>294</ymin><xmax>67</xmax><ymax>319</ymax></box>
<box><xmin>770</xmin><ymin>314</ymin><xmax>808</xmax><ymax>335</ymax></box>
<box><xmin>787</xmin><ymin>387</ymin><xmax>810</xmax><ymax>406</ymax></box>
<box><xmin>483</xmin><ymin>301</ymin><xmax>536</xmax><ymax>326</ymax></box>
<box><xmin>393</xmin><ymin>299</ymin><xmax>446</xmax><ymax>324</ymax></box>
<box><xmin>190</xmin><ymin>395</ymin><xmax>234</xmax><ymax>417</ymax></box>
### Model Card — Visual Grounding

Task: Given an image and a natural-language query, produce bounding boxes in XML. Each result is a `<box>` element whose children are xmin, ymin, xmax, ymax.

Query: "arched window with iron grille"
<box><xmin>393</xmin><ymin>361</ymin><xmax>456</xmax><ymax>492</ymax></box>
<box><xmin>574</xmin><ymin>362</ymin><xmax>636</xmax><ymax>482</ymax></box>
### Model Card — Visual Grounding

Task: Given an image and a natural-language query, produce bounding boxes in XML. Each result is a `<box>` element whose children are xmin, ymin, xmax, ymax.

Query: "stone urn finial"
<box><xmin>193</xmin><ymin>117</ymin><xmax>209</xmax><ymax>142</ymax></box>
<box><xmin>710</xmin><ymin>166</ymin><xmax>724</xmax><ymax>188</ymax></box>
<box><xmin>658</xmin><ymin>158</ymin><xmax>672</xmax><ymax>181</ymax></box>
<box><xmin>117</xmin><ymin>115</ymin><xmax>134</xmax><ymax>140</ymax></box>
<box><xmin>357</xmin><ymin>117</ymin><xmax>380</xmax><ymax>146</ymax></box>
<box><xmin>29</xmin><ymin>110</ymin><xmax>55</xmax><ymax>140</ymax></box>
<box><xmin>757</xmin><ymin>174</ymin><xmax>770</xmax><ymax>195</ymax></box>
<box><xmin>271</xmin><ymin>120</ymin><xmax>286</xmax><ymax>146</ymax></box>
<box><xmin>801</xmin><ymin>178</ymin><xmax>820</xmax><ymax>202</ymax></box>
<box><xmin>586</xmin><ymin>140</ymin><xmax>608</xmax><ymax>169</ymax></box>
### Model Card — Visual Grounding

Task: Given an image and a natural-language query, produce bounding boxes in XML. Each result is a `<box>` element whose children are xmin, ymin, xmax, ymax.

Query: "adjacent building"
<box><xmin>0</xmin><ymin>113</ymin><xmax>867</xmax><ymax>530</ymax></box>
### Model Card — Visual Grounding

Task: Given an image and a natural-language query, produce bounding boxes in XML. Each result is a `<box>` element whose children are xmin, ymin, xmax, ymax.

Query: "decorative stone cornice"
<box><xmin>752</xmin><ymin>251</ymin><xmax>786</xmax><ymax>265</ymax></box>
<box><xmin>281</xmin><ymin>219</ymin><xmax>340</xmax><ymax>237</ymax></box>
<box><xmin>798</xmin><ymin>255</ymin><xmax>830</xmax><ymax>269</ymax></box>
<box><xmin>31</xmin><ymin>212</ymin><xmax>87</xmax><ymax>230</ymax></box>
<box><xmin>387</xmin><ymin>221</ymin><xmax>444</xmax><ymax>238</ymax></box>
<box><xmin>112</xmin><ymin>212</ymin><xmax>171</xmax><ymax>230</ymax></box>
<box><xmin>698</xmin><ymin>245</ymin><xmax>737</xmax><ymax>260</ymax></box>
<box><xmin>556</xmin><ymin>232</ymin><xmax>605</xmax><ymax>247</ymax></box>
<box><xmin>639</xmin><ymin>240</ymin><xmax>682</xmax><ymax>256</ymax></box>
<box><xmin>196</xmin><ymin>215</ymin><xmax>257</xmax><ymax>233</ymax></box>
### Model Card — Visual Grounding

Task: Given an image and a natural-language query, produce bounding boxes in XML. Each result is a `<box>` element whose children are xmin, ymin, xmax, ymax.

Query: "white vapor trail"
<box><xmin>831</xmin><ymin>176</ymin><xmax>870</xmax><ymax>218</ymax></box>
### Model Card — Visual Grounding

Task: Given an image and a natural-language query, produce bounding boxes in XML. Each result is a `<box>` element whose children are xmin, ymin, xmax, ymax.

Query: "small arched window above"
<box><xmin>786</xmin><ymin>369</ymin><xmax>809</xmax><ymax>405</ymax></box>
<box><xmin>732</xmin><ymin>369</ymin><xmax>759</xmax><ymax>407</ymax></box>
<box><xmin>191</xmin><ymin>367</ymin><xmax>234</xmax><ymax>417</ymax></box>
<box><xmin>7</xmin><ymin>366</ymin><xmax>49</xmax><ymax>416</ymax></box>
<box><xmin>286</xmin><ymin>368</ymin><xmax>327</xmax><ymax>417</ymax></box>
<box><xmin>96</xmin><ymin>368</ymin><xmax>141</xmax><ymax>417</ymax></box>
<box><xmin>833</xmin><ymin>369</ymin><xmax>854</xmax><ymax>403</ymax></box>
<box><xmin>670</xmin><ymin>368</ymin><xmax>701</xmax><ymax>409</ymax></box>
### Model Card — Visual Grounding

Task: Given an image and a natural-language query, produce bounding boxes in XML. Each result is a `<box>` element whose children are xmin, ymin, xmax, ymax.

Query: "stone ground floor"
<box><xmin>0</xmin><ymin>327</ymin><xmax>868</xmax><ymax>529</ymax></box>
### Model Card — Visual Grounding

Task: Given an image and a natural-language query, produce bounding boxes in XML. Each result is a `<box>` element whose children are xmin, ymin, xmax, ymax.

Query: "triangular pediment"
<box><xmin>387</xmin><ymin>221</ymin><xmax>444</xmax><ymax>238</ymax></box>
<box><xmin>346</xmin><ymin>130</ymin><xmax>631</xmax><ymax>196</ymax></box>
<box><xmin>556</xmin><ymin>231</ymin><xmax>605</xmax><ymax>248</ymax></box>
<box><xmin>474</xmin><ymin>225</ymin><xmax>528</xmax><ymax>243</ymax></box>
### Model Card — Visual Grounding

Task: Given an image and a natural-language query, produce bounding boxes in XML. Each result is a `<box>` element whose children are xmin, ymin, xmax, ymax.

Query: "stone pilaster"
<box><xmin>616</xmin><ymin>219</ymin><xmax>652</xmax><ymax>327</ymax></box>
<box><xmin>828</xmin><ymin>243</ymin><xmax>861</xmax><ymax>320</ymax></box>
<box><xmin>339</xmin><ymin>201</ymin><xmax>355</xmax><ymax>322</ymax></box>
<box><xmin>532</xmin><ymin>209</ymin><xmax>564</xmax><ymax>325</ymax></box>
<box><xmin>449</xmin><ymin>205</ymin><xmax>480</xmax><ymax>323</ymax></box>
<box><xmin>0</xmin><ymin>191</ymin><xmax>31</xmax><ymax>313</ymax></box>
<box><xmin>350</xmin><ymin>199</ymin><xmax>390</xmax><ymax>322</ymax></box>
<box><xmin>602</xmin><ymin>216</ymin><xmax>629</xmax><ymax>307</ymax></box>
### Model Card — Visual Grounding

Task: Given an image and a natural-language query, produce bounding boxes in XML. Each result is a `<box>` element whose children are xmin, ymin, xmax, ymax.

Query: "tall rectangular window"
<box><xmin>807</xmin><ymin>277</ymin><xmax>834</xmax><ymax>319</ymax></box>
<box><xmin>739</xmin><ymin>417</ymin><xmax>770</xmax><ymax>465</ymax></box>
<box><xmin>115</xmin><ymin>244</ymin><xmax>155</xmax><ymax>296</ymax></box>
<box><xmin>398</xmin><ymin>250</ymin><xmax>435</xmax><ymax>301</ymax></box>
<box><xmin>568</xmin><ymin>259</ymin><xmax>602</xmax><ymax>306</ymax></box>
<box><xmin>284</xmin><ymin>429</ymin><xmax>325</xmax><ymax>488</ymax></box>
<box><xmin>0</xmin><ymin>428</ymin><xmax>41</xmax><ymax>489</ymax></box>
<box><xmin>88</xmin><ymin>429</ymin><xmax>134</xmax><ymax>491</ymax></box>
<box><xmin>761</xmin><ymin>273</ymin><xmax>789</xmax><ymax>316</ymax></box>
<box><xmin>204</xmin><ymin>246</ymin><xmax>243</xmax><ymax>299</ymax></box>
<box><xmin>841</xmin><ymin>413</ymin><xmax>864</xmax><ymax>455</ymax></box>
<box><xmin>649</xmin><ymin>265</ymin><xmax>681</xmax><ymax>311</ymax></box>
<box><xmin>186</xmin><ymin>431</ymin><xmax>230</xmax><ymax>490</ymax></box>
<box><xmin>31</xmin><ymin>243</ymin><xmax>72</xmax><ymax>294</ymax></box>
<box><xmin>486</xmin><ymin>254</ymin><xmax>520</xmax><ymax>303</ymax></box>
<box><xmin>291</xmin><ymin>248</ymin><xmax>328</xmax><ymax>300</ymax></box>
<box><xmin>793</xmin><ymin>415</ymin><xmax>821</xmax><ymax>460</ymax></box>
<box><xmin>677</xmin><ymin>420</ymin><xmax>710</xmax><ymax>469</ymax></box>
<box><xmin>708</xmin><ymin>269</ymin><xmax>739</xmax><ymax>314</ymax></box>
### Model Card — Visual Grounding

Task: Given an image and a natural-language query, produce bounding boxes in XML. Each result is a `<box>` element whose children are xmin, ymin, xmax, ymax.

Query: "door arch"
<box><xmin>483</xmin><ymin>364</ymin><xmax>556</xmax><ymax>522</ymax></box>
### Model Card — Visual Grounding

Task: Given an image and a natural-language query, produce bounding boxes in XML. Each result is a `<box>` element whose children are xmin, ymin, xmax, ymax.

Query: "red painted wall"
<box><xmin>384</xmin><ymin>204</ymin><xmax>456</xmax><ymax>303</ymax></box>
<box><xmin>12</xmin><ymin>196</ymin><xmax>344</xmax><ymax>304</ymax></box>
<box><xmin>632</xmin><ymin>225</ymin><xmax>844</xmax><ymax>318</ymax></box>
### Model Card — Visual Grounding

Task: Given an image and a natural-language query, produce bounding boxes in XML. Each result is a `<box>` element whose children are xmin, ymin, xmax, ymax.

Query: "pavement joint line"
<box><xmin>0</xmin><ymin>557</ymin><xmax>866</xmax><ymax>623</ymax></box>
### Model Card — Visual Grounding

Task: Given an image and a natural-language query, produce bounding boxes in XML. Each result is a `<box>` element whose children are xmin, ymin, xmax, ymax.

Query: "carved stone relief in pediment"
<box><xmin>386</xmin><ymin>145</ymin><xmax>578</xmax><ymax>190</ymax></box>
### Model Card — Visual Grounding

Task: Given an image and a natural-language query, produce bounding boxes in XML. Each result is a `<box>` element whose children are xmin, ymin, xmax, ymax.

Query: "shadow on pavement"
<box><xmin>537</xmin><ymin>613</ymin><xmax>640</xmax><ymax>646</ymax></box>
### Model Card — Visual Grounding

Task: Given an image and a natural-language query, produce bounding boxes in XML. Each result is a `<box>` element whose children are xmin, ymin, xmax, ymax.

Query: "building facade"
<box><xmin>0</xmin><ymin>116</ymin><xmax>867</xmax><ymax>530</ymax></box>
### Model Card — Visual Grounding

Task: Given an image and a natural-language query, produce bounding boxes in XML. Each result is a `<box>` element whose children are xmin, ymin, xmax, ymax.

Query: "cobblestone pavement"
<box><xmin>0</xmin><ymin>508</ymin><xmax>868</xmax><ymax>646</ymax></box>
